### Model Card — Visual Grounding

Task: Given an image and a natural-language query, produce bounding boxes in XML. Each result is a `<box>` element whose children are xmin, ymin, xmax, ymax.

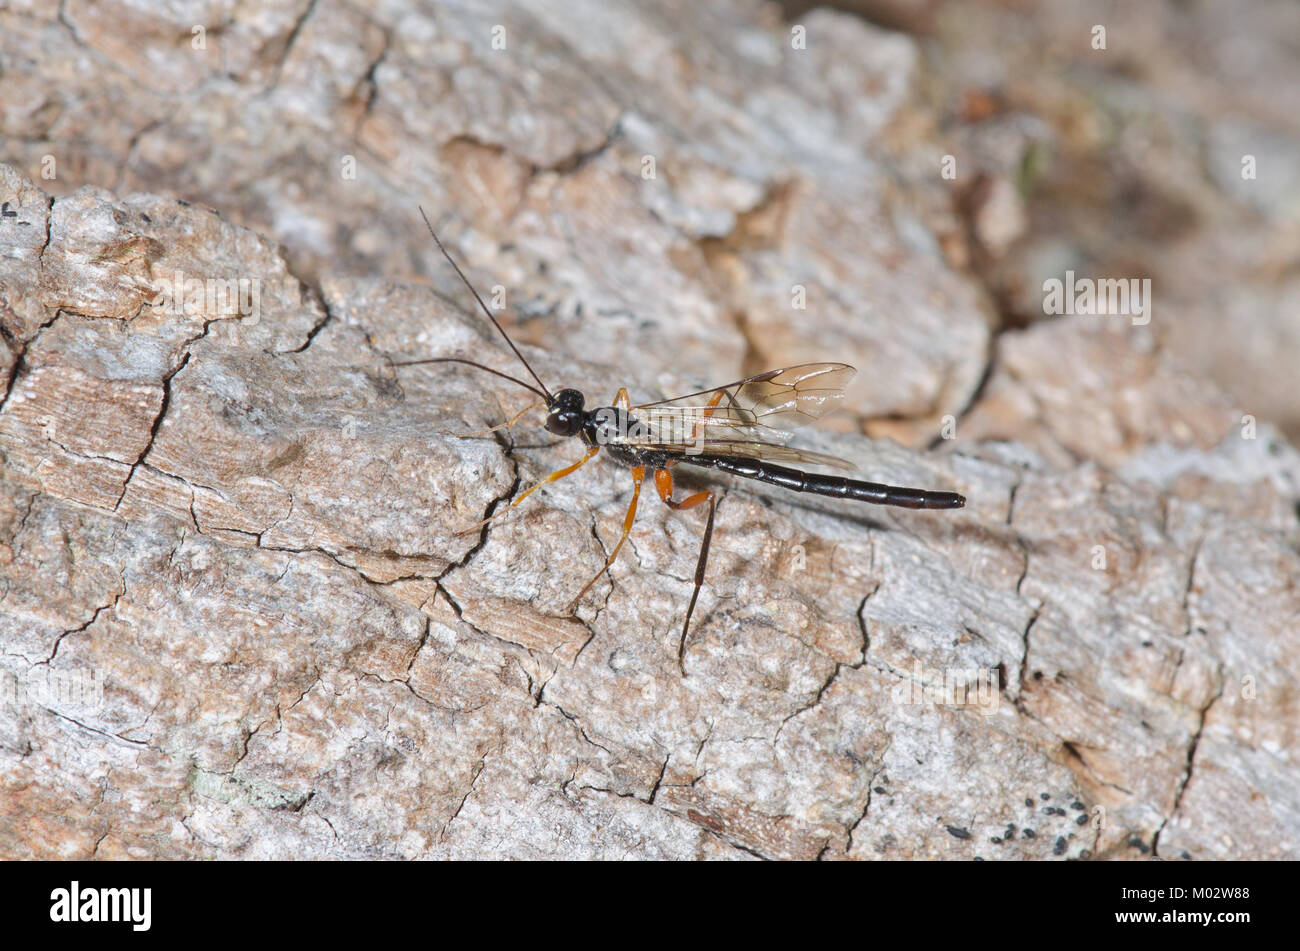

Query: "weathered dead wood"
<box><xmin>0</xmin><ymin>0</ymin><xmax>1296</xmax><ymax>860</ymax></box>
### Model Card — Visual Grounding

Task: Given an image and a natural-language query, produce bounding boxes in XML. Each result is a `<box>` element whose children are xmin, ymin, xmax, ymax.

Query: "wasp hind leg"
<box><xmin>653</xmin><ymin>467</ymin><xmax>717</xmax><ymax>675</ymax></box>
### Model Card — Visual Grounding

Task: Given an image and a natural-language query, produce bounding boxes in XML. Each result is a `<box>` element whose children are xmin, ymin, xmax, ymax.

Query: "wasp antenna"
<box><xmin>388</xmin><ymin>356</ymin><xmax>547</xmax><ymax>399</ymax></box>
<box><xmin>418</xmin><ymin>206</ymin><xmax>553</xmax><ymax>400</ymax></box>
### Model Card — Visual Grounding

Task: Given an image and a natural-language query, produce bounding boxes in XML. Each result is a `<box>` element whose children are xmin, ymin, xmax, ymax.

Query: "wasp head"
<box><xmin>545</xmin><ymin>388</ymin><xmax>586</xmax><ymax>437</ymax></box>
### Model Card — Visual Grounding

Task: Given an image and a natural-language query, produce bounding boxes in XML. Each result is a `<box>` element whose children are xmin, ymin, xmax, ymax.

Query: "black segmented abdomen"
<box><xmin>687</xmin><ymin>455</ymin><xmax>965</xmax><ymax>509</ymax></box>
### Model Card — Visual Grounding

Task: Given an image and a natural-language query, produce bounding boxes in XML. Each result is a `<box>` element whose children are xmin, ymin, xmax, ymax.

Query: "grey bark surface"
<box><xmin>0</xmin><ymin>0</ymin><xmax>1297</xmax><ymax>860</ymax></box>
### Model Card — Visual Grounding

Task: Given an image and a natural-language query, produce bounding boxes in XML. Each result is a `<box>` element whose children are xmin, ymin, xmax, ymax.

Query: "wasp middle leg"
<box><xmin>567</xmin><ymin>464</ymin><xmax>645</xmax><ymax>612</ymax></box>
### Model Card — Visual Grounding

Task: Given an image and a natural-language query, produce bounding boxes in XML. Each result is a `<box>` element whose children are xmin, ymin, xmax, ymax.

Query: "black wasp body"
<box><xmin>396</xmin><ymin>207</ymin><xmax>966</xmax><ymax>673</ymax></box>
<box><xmin>547</xmin><ymin>387</ymin><xmax>963</xmax><ymax>510</ymax></box>
<box><xmin>547</xmin><ymin>390</ymin><xmax>671</xmax><ymax>471</ymax></box>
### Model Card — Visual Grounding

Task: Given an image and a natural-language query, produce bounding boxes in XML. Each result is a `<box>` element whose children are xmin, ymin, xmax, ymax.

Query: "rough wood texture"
<box><xmin>1</xmin><ymin>0</ymin><xmax>1297</xmax><ymax>860</ymax></box>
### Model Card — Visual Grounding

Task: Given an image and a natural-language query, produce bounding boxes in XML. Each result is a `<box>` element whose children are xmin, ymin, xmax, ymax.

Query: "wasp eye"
<box><xmin>545</xmin><ymin>409</ymin><xmax>582</xmax><ymax>437</ymax></box>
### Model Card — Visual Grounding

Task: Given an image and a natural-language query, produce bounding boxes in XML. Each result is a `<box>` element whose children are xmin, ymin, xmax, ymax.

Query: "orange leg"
<box><xmin>654</xmin><ymin>467</ymin><xmax>717</xmax><ymax>674</ymax></box>
<box><xmin>612</xmin><ymin>387</ymin><xmax>631</xmax><ymax>410</ymax></box>
<box><xmin>690</xmin><ymin>389</ymin><xmax>726</xmax><ymax>442</ymax></box>
<box><xmin>451</xmin><ymin>398</ymin><xmax>545</xmax><ymax>438</ymax></box>
<box><xmin>568</xmin><ymin>465</ymin><xmax>645</xmax><ymax>611</ymax></box>
<box><xmin>454</xmin><ymin>445</ymin><xmax>598</xmax><ymax>536</ymax></box>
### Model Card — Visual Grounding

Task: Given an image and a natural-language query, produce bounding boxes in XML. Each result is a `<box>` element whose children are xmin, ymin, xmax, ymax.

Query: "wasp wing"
<box><xmin>621</xmin><ymin>363</ymin><xmax>857</xmax><ymax>470</ymax></box>
<box><xmin>630</xmin><ymin>363</ymin><xmax>855</xmax><ymax>445</ymax></box>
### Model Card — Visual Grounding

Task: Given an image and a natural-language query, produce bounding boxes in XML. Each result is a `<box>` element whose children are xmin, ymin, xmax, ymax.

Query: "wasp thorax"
<box><xmin>545</xmin><ymin>388</ymin><xmax>586</xmax><ymax>436</ymax></box>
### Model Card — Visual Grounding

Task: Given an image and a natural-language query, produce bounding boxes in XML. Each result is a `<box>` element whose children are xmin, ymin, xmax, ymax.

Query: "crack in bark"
<box><xmin>529</xmin><ymin>112</ymin><xmax>624</xmax><ymax>176</ymax></box>
<box><xmin>45</xmin><ymin>437</ymin><xmax>132</xmax><ymax>469</ymax></box>
<box><xmin>432</xmin><ymin>427</ymin><xmax>522</xmax><ymax>586</ymax></box>
<box><xmin>51</xmin><ymin>710</ymin><xmax>147</xmax><ymax>748</ymax></box>
<box><xmin>424</xmin><ymin>427</ymin><xmax>601</xmax><ymax>666</ymax></box>
<box><xmin>360</xmin><ymin>665</ymin><xmax>478</xmax><ymax>716</ymax></box>
<box><xmin>404</xmin><ymin>617</ymin><xmax>431</xmax><ymax>679</ymax></box>
<box><xmin>38</xmin><ymin>574</ymin><xmax>126</xmax><ymax>666</ymax></box>
<box><xmin>285</xmin><ymin>293</ymin><xmax>333</xmax><ymax>354</ymax></box>
<box><xmin>318</xmin><ymin>811</ymin><xmax>339</xmax><ymax>841</ymax></box>
<box><xmin>353</xmin><ymin>25</ymin><xmax>392</xmax><ymax>136</ymax></box>
<box><xmin>1</xmin><ymin>304</ymin><xmax>60</xmax><ymax>417</ymax></box>
<box><xmin>38</xmin><ymin>194</ymin><xmax>54</xmax><ymax>271</ymax></box>
<box><xmin>538</xmin><ymin>692</ymin><xmax>612</xmax><ymax>757</ymax></box>
<box><xmin>115</xmin><ymin>699</ymin><xmax>162</xmax><ymax>744</ymax></box>
<box><xmin>265</xmin><ymin>0</ymin><xmax>321</xmax><ymax>95</ymax></box>
<box><xmin>1151</xmin><ymin>667</ymin><xmax>1224</xmax><ymax>857</ymax></box>
<box><xmin>1181</xmin><ymin>535</ymin><xmax>1204</xmax><ymax>638</ymax></box>
<box><xmin>55</xmin><ymin>0</ymin><xmax>80</xmax><ymax>44</ymax></box>
<box><xmin>570</xmin><ymin>782</ymin><xmax>643</xmax><ymax>803</ymax></box>
<box><xmin>1014</xmin><ymin>605</ymin><xmax>1041</xmax><ymax>704</ymax></box>
<box><xmin>694</xmin><ymin>825</ymin><xmax>772</xmax><ymax>861</ymax></box>
<box><xmin>433</xmin><ymin>580</ymin><xmax>556</xmax><ymax>664</ymax></box>
<box><xmin>777</xmin><ymin>660</ymin><xmax>843</xmax><ymax>738</ymax></box>
<box><xmin>855</xmin><ymin>582</ymin><xmax>880</xmax><ymax>662</ymax></box>
<box><xmin>0</xmin><ymin>195</ymin><xmax>56</xmax><ymax>415</ymax></box>
<box><xmin>233</xmin><ymin>717</ymin><xmax>270</xmax><ymax>769</ymax></box>
<box><xmin>285</xmin><ymin>669</ymin><xmax>321</xmax><ymax>714</ymax></box>
<box><xmin>1013</xmin><ymin>541</ymin><xmax>1029</xmax><ymax>599</ymax></box>
<box><xmin>647</xmin><ymin>752</ymin><xmax>670</xmax><ymax>804</ymax></box>
<box><xmin>116</xmin><ymin>305</ymin><xmax>237</xmax><ymax>511</ymax></box>
<box><xmin>1056</xmin><ymin>738</ymin><xmax>1135</xmax><ymax>797</ymax></box>
<box><xmin>442</xmin><ymin>751</ymin><xmax>488</xmax><ymax>839</ymax></box>
<box><xmin>89</xmin><ymin>828</ymin><xmax>110</xmax><ymax>859</ymax></box>
<box><xmin>844</xmin><ymin>758</ymin><xmax>889</xmax><ymax>856</ymax></box>
<box><xmin>567</xmin><ymin>513</ymin><xmax>614</xmax><ymax>656</ymax></box>
<box><xmin>942</xmin><ymin>330</ymin><xmax>1000</xmax><ymax>444</ymax></box>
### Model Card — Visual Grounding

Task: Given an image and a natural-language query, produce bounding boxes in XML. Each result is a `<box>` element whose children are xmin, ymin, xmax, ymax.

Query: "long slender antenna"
<box><xmin>418</xmin><ymin>206</ymin><xmax>552</xmax><ymax>400</ymax></box>
<box><xmin>388</xmin><ymin>356</ymin><xmax>547</xmax><ymax>399</ymax></box>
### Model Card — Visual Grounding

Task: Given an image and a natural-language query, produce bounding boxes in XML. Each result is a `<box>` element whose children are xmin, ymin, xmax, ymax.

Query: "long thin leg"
<box><xmin>454</xmin><ymin>445</ymin><xmax>598</xmax><ymax>536</ymax></box>
<box><xmin>451</xmin><ymin>398</ymin><xmax>544</xmax><ymax>438</ymax></box>
<box><xmin>567</xmin><ymin>465</ymin><xmax>645</xmax><ymax>612</ymax></box>
<box><xmin>690</xmin><ymin>389</ymin><xmax>726</xmax><ymax>441</ymax></box>
<box><xmin>654</xmin><ymin>467</ymin><xmax>717</xmax><ymax>675</ymax></box>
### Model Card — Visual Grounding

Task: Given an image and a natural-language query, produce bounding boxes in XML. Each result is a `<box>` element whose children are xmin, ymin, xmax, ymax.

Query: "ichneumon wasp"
<box><xmin>395</xmin><ymin>208</ymin><xmax>965</xmax><ymax>673</ymax></box>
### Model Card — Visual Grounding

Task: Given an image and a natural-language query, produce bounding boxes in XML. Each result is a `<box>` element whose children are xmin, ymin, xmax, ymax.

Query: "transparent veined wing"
<box><xmin>616</xmin><ymin>363</ymin><xmax>858</xmax><ymax>469</ymax></box>
<box><xmin>630</xmin><ymin>363</ymin><xmax>856</xmax><ymax>445</ymax></box>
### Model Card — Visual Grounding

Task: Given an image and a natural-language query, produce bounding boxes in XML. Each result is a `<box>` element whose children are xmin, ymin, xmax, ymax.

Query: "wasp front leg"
<box><xmin>450</xmin><ymin>398</ymin><xmax>545</xmax><ymax>438</ymax></box>
<box><xmin>454</xmin><ymin>446</ymin><xmax>599</xmax><ymax>536</ymax></box>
